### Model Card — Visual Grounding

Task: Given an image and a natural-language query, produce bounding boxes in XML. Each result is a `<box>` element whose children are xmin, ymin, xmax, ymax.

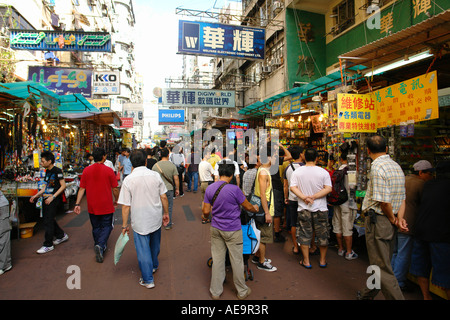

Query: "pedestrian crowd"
<box><xmin>0</xmin><ymin>136</ymin><xmax>449</xmax><ymax>301</ymax></box>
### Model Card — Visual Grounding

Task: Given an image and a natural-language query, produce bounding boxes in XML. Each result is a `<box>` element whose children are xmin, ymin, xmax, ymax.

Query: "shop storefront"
<box><xmin>0</xmin><ymin>81</ymin><xmax>120</xmax><ymax>239</ymax></box>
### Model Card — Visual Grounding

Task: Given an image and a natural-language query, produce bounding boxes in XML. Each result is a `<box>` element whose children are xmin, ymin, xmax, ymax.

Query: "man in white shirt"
<box><xmin>290</xmin><ymin>148</ymin><xmax>332</xmax><ymax>269</ymax></box>
<box><xmin>118</xmin><ymin>150</ymin><xmax>169</xmax><ymax>289</ymax></box>
<box><xmin>214</xmin><ymin>149</ymin><xmax>240</xmax><ymax>186</ymax></box>
<box><xmin>199</xmin><ymin>152</ymin><xmax>215</xmax><ymax>223</ymax></box>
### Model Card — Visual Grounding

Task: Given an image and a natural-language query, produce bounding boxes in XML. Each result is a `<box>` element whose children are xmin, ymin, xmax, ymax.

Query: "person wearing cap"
<box><xmin>391</xmin><ymin>160</ymin><xmax>434</xmax><ymax>292</ymax></box>
<box><xmin>410</xmin><ymin>160</ymin><xmax>450</xmax><ymax>300</ymax></box>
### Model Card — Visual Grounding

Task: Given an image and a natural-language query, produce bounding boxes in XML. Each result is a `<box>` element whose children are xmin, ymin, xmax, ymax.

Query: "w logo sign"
<box><xmin>181</xmin><ymin>22</ymin><xmax>200</xmax><ymax>51</ymax></box>
<box><xmin>185</xmin><ymin>37</ymin><xmax>198</xmax><ymax>49</ymax></box>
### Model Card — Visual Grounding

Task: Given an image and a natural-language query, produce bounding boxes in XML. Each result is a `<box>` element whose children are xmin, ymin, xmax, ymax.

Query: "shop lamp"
<box><xmin>364</xmin><ymin>50</ymin><xmax>433</xmax><ymax>77</ymax></box>
<box><xmin>312</xmin><ymin>93</ymin><xmax>322</xmax><ymax>102</ymax></box>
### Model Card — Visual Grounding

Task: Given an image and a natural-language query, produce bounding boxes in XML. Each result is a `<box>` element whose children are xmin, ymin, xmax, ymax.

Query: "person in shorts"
<box><xmin>332</xmin><ymin>151</ymin><xmax>358</xmax><ymax>260</ymax></box>
<box><xmin>290</xmin><ymin>148</ymin><xmax>332</xmax><ymax>269</ymax></box>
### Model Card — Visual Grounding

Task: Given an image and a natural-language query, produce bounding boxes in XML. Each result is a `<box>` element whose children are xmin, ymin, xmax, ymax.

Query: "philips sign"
<box><xmin>158</xmin><ymin>109</ymin><xmax>185</xmax><ymax>125</ymax></box>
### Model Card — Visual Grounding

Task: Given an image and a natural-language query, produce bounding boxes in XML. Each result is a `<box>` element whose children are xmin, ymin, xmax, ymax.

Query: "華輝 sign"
<box><xmin>28</xmin><ymin>66</ymin><xmax>92</xmax><ymax>98</ymax></box>
<box><xmin>10</xmin><ymin>29</ymin><xmax>111</xmax><ymax>52</ymax></box>
<box><xmin>162</xmin><ymin>89</ymin><xmax>235</xmax><ymax>108</ymax></box>
<box><xmin>159</xmin><ymin>109</ymin><xmax>185</xmax><ymax>125</ymax></box>
<box><xmin>178</xmin><ymin>20</ymin><xmax>265</xmax><ymax>60</ymax></box>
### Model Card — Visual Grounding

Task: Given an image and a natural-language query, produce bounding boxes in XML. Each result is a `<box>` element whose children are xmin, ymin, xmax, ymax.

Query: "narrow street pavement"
<box><xmin>0</xmin><ymin>187</ymin><xmax>424</xmax><ymax>302</ymax></box>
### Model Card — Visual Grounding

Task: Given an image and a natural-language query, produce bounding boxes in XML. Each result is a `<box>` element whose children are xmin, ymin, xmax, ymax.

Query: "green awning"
<box><xmin>0</xmin><ymin>81</ymin><xmax>60</xmax><ymax>106</ymax></box>
<box><xmin>238</xmin><ymin>67</ymin><xmax>368</xmax><ymax>116</ymax></box>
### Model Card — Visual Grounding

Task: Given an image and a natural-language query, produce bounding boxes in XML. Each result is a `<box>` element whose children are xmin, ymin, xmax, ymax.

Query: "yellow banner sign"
<box><xmin>374</xmin><ymin>71</ymin><xmax>439</xmax><ymax>127</ymax></box>
<box><xmin>88</xmin><ymin>99</ymin><xmax>111</xmax><ymax>111</ymax></box>
<box><xmin>337</xmin><ymin>93</ymin><xmax>377</xmax><ymax>132</ymax></box>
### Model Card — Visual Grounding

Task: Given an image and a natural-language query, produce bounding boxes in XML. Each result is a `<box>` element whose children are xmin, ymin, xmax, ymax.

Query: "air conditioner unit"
<box><xmin>262</xmin><ymin>66</ymin><xmax>272</xmax><ymax>73</ymax></box>
<box><xmin>273</xmin><ymin>1</ymin><xmax>283</xmax><ymax>14</ymax></box>
<box><xmin>272</xmin><ymin>58</ymin><xmax>282</xmax><ymax>66</ymax></box>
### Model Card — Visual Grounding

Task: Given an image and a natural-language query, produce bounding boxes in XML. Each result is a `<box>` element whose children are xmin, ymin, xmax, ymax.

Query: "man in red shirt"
<box><xmin>74</xmin><ymin>148</ymin><xmax>119</xmax><ymax>263</ymax></box>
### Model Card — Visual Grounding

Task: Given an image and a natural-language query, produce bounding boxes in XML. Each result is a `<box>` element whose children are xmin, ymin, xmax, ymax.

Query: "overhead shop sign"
<box><xmin>374</xmin><ymin>70</ymin><xmax>439</xmax><ymax>127</ymax></box>
<box><xmin>178</xmin><ymin>20</ymin><xmax>265</xmax><ymax>60</ymax></box>
<box><xmin>28</xmin><ymin>66</ymin><xmax>92</xmax><ymax>98</ymax></box>
<box><xmin>120</xmin><ymin>118</ymin><xmax>133</xmax><ymax>128</ymax></box>
<box><xmin>338</xmin><ymin>93</ymin><xmax>377</xmax><ymax>133</ymax></box>
<box><xmin>272</xmin><ymin>93</ymin><xmax>302</xmax><ymax>116</ymax></box>
<box><xmin>162</xmin><ymin>88</ymin><xmax>235</xmax><ymax>108</ymax></box>
<box><xmin>336</xmin><ymin>71</ymin><xmax>439</xmax><ymax>131</ymax></box>
<box><xmin>88</xmin><ymin>99</ymin><xmax>111</xmax><ymax>112</ymax></box>
<box><xmin>10</xmin><ymin>29</ymin><xmax>111</xmax><ymax>52</ymax></box>
<box><xmin>158</xmin><ymin>109</ymin><xmax>185</xmax><ymax>125</ymax></box>
<box><xmin>122</xmin><ymin>103</ymin><xmax>144</xmax><ymax>126</ymax></box>
<box><xmin>93</xmin><ymin>71</ymin><xmax>120</xmax><ymax>95</ymax></box>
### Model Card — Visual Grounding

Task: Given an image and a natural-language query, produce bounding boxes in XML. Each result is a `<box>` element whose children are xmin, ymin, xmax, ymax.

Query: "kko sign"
<box><xmin>178</xmin><ymin>20</ymin><xmax>265</xmax><ymax>60</ymax></box>
<box><xmin>93</xmin><ymin>71</ymin><xmax>120</xmax><ymax>95</ymax></box>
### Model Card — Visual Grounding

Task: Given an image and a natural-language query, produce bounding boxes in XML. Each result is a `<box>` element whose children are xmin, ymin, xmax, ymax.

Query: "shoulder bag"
<box><xmin>155</xmin><ymin>162</ymin><xmax>175</xmax><ymax>190</ymax></box>
<box><xmin>243</xmin><ymin>168</ymin><xmax>272</xmax><ymax>224</ymax></box>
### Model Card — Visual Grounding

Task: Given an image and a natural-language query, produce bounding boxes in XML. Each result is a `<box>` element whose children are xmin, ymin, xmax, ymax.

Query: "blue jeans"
<box><xmin>133</xmin><ymin>228</ymin><xmax>161</xmax><ymax>284</ymax></box>
<box><xmin>89</xmin><ymin>213</ymin><xmax>114</xmax><ymax>251</ymax></box>
<box><xmin>391</xmin><ymin>232</ymin><xmax>413</xmax><ymax>287</ymax></box>
<box><xmin>188</xmin><ymin>171</ymin><xmax>199</xmax><ymax>192</ymax></box>
<box><xmin>166</xmin><ymin>190</ymin><xmax>174</xmax><ymax>227</ymax></box>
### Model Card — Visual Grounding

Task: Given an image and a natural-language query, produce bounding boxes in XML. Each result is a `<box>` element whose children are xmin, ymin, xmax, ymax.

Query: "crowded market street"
<box><xmin>0</xmin><ymin>189</ymin><xmax>425</xmax><ymax>301</ymax></box>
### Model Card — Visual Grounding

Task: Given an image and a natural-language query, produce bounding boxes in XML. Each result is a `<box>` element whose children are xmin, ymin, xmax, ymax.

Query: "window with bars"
<box><xmin>331</xmin><ymin>0</ymin><xmax>355</xmax><ymax>35</ymax></box>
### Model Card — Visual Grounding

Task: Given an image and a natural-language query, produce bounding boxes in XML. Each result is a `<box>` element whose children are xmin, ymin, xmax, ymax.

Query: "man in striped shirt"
<box><xmin>358</xmin><ymin>135</ymin><xmax>407</xmax><ymax>300</ymax></box>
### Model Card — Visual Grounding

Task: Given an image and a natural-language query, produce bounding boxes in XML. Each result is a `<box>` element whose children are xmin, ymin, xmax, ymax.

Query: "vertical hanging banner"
<box><xmin>374</xmin><ymin>71</ymin><xmax>439</xmax><ymax>127</ymax></box>
<box><xmin>337</xmin><ymin>93</ymin><xmax>377</xmax><ymax>132</ymax></box>
<box><xmin>178</xmin><ymin>20</ymin><xmax>265</xmax><ymax>60</ymax></box>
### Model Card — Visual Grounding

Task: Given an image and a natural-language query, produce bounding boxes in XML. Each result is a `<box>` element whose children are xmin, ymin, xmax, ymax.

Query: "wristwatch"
<box><xmin>75</xmin><ymin>204</ymin><xmax>80</xmax><ymax>207</ymax></box>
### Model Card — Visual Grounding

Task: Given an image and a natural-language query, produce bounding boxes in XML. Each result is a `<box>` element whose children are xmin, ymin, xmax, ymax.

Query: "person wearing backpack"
<box><xmin>331</xmin><ymin>152</ymin><xmax>358</xmax><ymax>260</ymax></box>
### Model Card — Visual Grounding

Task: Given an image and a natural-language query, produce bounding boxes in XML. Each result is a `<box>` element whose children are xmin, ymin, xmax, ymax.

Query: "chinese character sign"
<box><xmin>337</xmin><ymin>93</ymin><xmax>377</xmax><ymax>133</ymax></box>
<box><xmin>374</xmin><ymin>70</ymin><xmax>438</xmax><ymax>127</ymax></box>
<box><xmin>162</xmin><ymin>89</ymin><xmax>235</xmax><ymax>108</ymax></box>
<box><xmin>178</xmin><ymin>20</ymin><xmax>265</xmax><ymax>60</ymax></box>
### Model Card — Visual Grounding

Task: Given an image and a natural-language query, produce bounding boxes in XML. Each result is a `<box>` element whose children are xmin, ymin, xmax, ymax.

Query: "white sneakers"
<box><xmin>139</xmin><ymin>278</ymin><xmax>155</xmax><ymax>289</ymax></box>
<box><xmin>0</xmin><ymin>265</ymin><xmax>12</xmax><ymax>275</ymax></box>
<box><xmin>36</xmin><ymin>234</ymin><xmax>69</xmax><ymax>254</ymax></box>
<box><xmin>53</xmin><ymin>233</ymin><xmax>69</xmax><ymax>245</ymax></box>
<box><xmin>36</xmin><ymin>246</ymin><xmax>54</xmax><ymax>254</ymax></box>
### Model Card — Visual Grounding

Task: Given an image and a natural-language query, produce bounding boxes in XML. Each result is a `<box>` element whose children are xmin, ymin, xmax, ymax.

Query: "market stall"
<box><xmin>0</xmin><ymin>82</ymin><xmax>101</xmax><ymax>238</ymax></box>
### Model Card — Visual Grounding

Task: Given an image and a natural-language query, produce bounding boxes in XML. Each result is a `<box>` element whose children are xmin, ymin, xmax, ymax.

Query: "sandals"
<box><xmin>299</xmin><ymin>260</ymin><xmax>312</xmax><ymax>269</ymax></box>
<box><xmin>319</xmin><ymin>262</ymin><xmax>328</xmax><ymax>268</ymax></box>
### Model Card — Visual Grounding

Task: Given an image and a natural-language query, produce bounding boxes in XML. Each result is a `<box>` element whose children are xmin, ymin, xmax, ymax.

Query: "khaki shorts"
<box><xmin>201</xmin><ymin>181</ymin><xmax>213</xmax><ymax>200</ymax></box>
<box><xmin>297</xmin><ymin>209</ymin><xmax>329</xmax><ymax>247</ymax></box>
<box><xmin>255</xmin><ymin>220</ymin><xmax>273</xmax><ymax>244</ymax></box>
<box><xmin>332</xmin><ymin>205</ymin><xmax>356</xmax><ymax>237</ymax></box>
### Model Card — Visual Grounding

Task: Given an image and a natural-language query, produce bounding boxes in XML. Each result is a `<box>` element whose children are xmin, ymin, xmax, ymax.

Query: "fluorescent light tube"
<box><xmin>365</xmin><ymin>51</ymin><xmax>433</xmax><ymax>77</ymax></box>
